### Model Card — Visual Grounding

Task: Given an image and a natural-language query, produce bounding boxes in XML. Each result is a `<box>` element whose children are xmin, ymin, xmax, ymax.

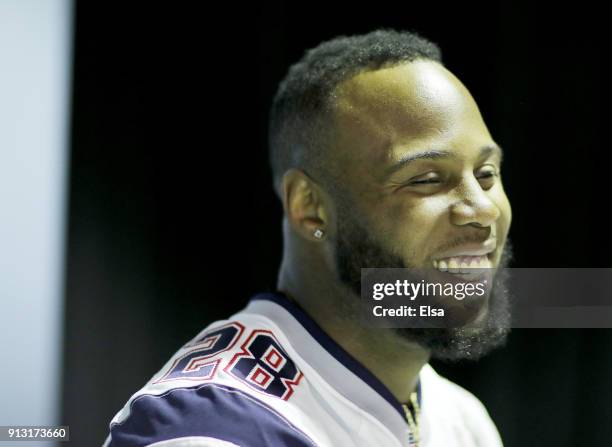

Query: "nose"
<box><xmin>450</xmin><ymin>175</ymin><xmax>500</xmax><ymax>228</ymax></box>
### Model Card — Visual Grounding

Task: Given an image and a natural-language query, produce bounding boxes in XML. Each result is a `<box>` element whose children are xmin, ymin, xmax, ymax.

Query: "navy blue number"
<box><xmin>156</xmin><ymin>323</ymin><xmax>243</xmax><ymax>383</ymax></box>
<box><xmin>225</xmin><ymin>330</ymin><xmax>303</xmax><ymax>400</ymax></box>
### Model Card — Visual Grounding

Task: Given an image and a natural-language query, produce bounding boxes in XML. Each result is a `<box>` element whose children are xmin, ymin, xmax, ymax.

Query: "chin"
<box><xmin>392</xmin><ymin>264</ymin><xmax>512</xmax><ymax>362</ymax></box>
<box><xmin>394</xmin><ymin>324</ymin><xmax>511</xmax><ymax>362</ymax></box>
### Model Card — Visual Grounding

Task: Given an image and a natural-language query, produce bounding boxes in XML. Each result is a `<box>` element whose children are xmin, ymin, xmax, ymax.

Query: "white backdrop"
<box><xmin>0</xmin><ymin>0</ymin><xmax>72</xmax><ymax>445</ymax></box>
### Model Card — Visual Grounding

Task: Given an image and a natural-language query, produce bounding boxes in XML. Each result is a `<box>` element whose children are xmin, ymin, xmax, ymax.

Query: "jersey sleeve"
<box><xmin>442</xmin><ymin>378</ymin><xmax>504</xmax><ymax>447</ymax></box>
<box><xmin>103</xmin><ymin>382</ymin><xmax>318</xmax><ymax>447</ymax></box>
<box><xmin>457</xmin><ymin>387</ymin><xmax>504</xmax><ymax>447</ymax></box>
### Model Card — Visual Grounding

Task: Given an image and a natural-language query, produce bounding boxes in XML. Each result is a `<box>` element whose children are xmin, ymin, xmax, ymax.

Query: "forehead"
<box><xmin>328</xmin><ymin>60</ymin><xmax>492</xmax><ymax>183</ymax></box>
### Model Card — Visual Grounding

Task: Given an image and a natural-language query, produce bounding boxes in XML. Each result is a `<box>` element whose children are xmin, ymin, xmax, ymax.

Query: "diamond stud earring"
<box><xmin>313</xmin><ymin>228</ymin><xmax>324</xmax><ymax>239</ymax></box>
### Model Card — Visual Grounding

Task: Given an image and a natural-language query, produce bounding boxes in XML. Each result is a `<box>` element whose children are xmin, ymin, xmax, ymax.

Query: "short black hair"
<box><xmin>268</xmin><ymin>28</ymin><xmax>443</xmax><ymax>198</ymax></box>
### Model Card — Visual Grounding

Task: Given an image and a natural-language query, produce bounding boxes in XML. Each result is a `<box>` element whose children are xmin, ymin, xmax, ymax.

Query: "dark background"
<box><xmin>62</xmin><ymin>2</ymin><xmax>612</xmax><ymax>446</ymax></box>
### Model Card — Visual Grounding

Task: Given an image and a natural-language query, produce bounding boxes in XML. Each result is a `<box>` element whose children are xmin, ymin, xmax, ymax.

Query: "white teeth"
<box><xmin>433</xmin><ymin>255</ymin><xmax>491</xmax><ymax>272</ymax></box>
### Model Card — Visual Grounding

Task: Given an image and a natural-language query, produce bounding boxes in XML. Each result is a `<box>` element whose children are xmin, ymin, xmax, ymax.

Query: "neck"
<box><xmin>277</xmin><ymin>257</ymin><xmax>430</xmax><ymax>404</ymax></box>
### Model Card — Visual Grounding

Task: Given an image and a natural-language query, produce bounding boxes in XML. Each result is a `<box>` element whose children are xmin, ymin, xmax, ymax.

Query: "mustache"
<box><xmin>432</xmin><ymin>231</ymin><xmax>496</xmax><ymax>254</ymax></box>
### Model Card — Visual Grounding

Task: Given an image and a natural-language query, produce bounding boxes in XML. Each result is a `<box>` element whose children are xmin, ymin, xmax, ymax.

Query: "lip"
<box><xmin>433</xmin><ymin>239</ymin><xmax>497</xmax><ymax>260</ymax></box>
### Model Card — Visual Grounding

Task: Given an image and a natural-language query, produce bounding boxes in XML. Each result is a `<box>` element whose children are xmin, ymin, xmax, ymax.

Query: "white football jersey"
<box><xmin>103</xmin><ymin>291</ymin><xmax>504</xmax><ymax>447</ymax></box>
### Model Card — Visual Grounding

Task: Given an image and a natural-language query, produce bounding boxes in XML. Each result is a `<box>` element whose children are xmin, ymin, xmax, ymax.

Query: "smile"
<box><xmin>432</xmin><ymin>255</ymin><xmax>492</xmax><ymax>272</ymax></box>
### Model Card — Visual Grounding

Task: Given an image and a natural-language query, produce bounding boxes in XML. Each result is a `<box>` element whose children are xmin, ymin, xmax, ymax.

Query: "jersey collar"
<box><xmin>242</xmin><ymin>290</ymin><xmax>425</xmax><ymax>445</ymax></box>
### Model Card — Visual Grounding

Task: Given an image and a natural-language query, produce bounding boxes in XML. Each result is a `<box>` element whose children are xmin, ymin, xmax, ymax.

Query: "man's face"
<box><xmin>327</xmin><ymin>60</ymin><xmax>513</xmax><ymax>359</ymax></box>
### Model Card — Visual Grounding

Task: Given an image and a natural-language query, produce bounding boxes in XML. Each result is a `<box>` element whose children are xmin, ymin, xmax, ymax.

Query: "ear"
<box><xmin>281</xmin><ymin>168</ymin><xmax>330</xmax><ymax>242</ymax></box>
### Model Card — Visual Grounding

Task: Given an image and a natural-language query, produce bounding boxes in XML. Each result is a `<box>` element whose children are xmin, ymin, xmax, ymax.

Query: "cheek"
<box><xmin>492</xmin><ymin>188</ymin><xmax>512</xmax><ymax>238</ymax></box>
<box><xmin>380</xmin><ymin>196</ymin><xmax>450</xmax><ymax>254</ymax></box>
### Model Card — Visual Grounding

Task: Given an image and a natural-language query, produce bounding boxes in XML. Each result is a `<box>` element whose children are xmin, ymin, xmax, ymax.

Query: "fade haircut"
<box><xmin>268</xmin><ymin>28</ymin><xmax>443</xmax><ymax>198</ymax></box>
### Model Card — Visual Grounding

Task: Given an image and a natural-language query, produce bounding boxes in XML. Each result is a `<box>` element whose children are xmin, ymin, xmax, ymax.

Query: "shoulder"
<box><xmin>103</xmin><ymin>319</ymin><xmax>317</xmax><ymax>447</ymax></box>
<box><xmin>420</xmin><ymin>364</ymin><xmax>504</xmax><ymax>446</ymax></box>
<box><xmin>104</xmin><ymin>382</ymin><xmax>315</xmax><ymax>447</ymax></box>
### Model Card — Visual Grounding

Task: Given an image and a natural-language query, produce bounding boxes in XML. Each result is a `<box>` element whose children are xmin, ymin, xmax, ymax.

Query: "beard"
<box><xmin>333</xmin><ymin>203</ymin><xmax>514</xmax><ymax>362</ymax></box>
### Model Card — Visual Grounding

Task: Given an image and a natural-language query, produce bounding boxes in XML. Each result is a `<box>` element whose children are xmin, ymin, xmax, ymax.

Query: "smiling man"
<box><xmin>104</xmin><ymin>29</ymin><xmax>513</xmax><ymax>447</ymax></box>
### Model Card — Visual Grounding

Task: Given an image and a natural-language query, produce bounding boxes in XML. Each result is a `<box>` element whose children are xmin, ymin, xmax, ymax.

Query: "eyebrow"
<box><xmin>385</xmin><ymin>144</ymin><xmax>504</xmax><ymax>177</ymax></box>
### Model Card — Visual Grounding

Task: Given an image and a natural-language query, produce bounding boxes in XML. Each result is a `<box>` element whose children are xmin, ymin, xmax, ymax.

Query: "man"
<box><xmin>103</xmin><ymin>28</ymin><xmax>513</xmax><ymax>446</ymax></box>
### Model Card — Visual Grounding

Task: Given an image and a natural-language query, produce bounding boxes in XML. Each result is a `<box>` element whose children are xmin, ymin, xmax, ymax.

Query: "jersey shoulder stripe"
<box><xmin>106</xmin><ymin>382</ymin><xmax>318</xmax><ymax>447</ymax></box>
<box><xmin>147</xmin><ymin>437</ymin><xmax>240</xmax><ymax>447</ymax></box>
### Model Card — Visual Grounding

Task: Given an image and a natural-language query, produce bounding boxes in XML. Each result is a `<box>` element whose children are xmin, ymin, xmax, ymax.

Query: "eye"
<box><xmin>476</xmin><ymin>167</ymin><xmax>499</xmax><ymax>188</ymax></box>
<box><xmin>408</xmin><ymin>172</ymin><xmax>441</xmax><ymax>185</ymax></box>
<box><xmin>410</xmin><ymin>178</ymin><xmax>440</xmax><ymax>185</ymax></box>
